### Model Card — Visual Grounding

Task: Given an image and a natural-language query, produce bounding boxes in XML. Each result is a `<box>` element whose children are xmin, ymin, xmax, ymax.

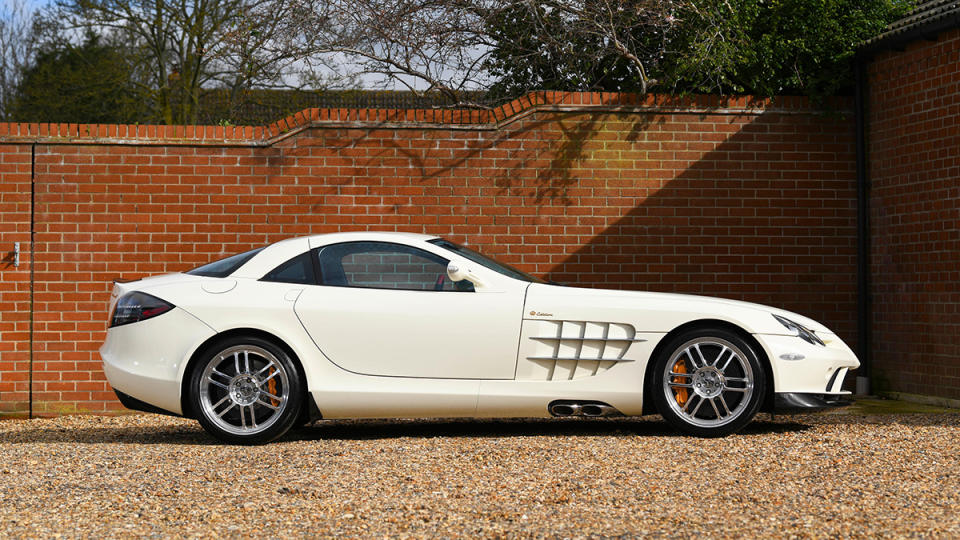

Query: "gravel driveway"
<box><xmin>1</xmin><ymin>410</ymin><xmax>958</xmax><ymax>538</ymax></box>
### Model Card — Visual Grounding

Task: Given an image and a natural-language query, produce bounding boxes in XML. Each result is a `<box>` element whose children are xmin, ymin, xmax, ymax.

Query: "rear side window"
<box><xmin>186</xmin><ymin>248</ymin><xmax>264</xmax><ymax>278</ymax></box>
<box><xmin>261</xmin><ymin>252</ymin><xmax>317</xmax><ymax>285</ymax></box>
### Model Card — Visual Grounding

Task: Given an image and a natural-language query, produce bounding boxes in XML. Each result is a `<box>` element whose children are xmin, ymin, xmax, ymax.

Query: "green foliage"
<box><xmin>484</xmin><ymin>2</ymin><xmax>661</xmax><ymax>100</ymax></box>
<box><xmin>11</xmin><ymin>33</ymin><xmax>146</xmax><ymax>123</ymax></box>
<box><xmin>485</xmin><ymin>0</ymin><xmax>914</xmax><ymax>101</ymax></box>
<box><xmin>665</xmin><ymin>0</ymin><xmax>915</xmax><ymax>99</ymax></box>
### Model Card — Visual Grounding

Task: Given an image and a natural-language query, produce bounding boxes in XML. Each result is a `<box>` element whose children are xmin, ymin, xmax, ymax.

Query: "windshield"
<box><xmin>186</xmin><ymin>247</ymin><xmax>264</xmax><ymax>278</ymax></box>
<box><xmin>428</xmin><ymin>239</ymin><xmax>546</xmax><ymax>284</ymax></box>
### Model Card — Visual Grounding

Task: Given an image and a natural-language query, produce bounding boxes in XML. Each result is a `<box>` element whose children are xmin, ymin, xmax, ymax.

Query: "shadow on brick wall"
<box><xmin>536</xmin><ymin>111</ymin><xmax>858</xmax><ymax>344</ymax></box>
<box><xmin>275</xmin><ymin>109</ymin><xmax>664</xmax><ymax>210</ymax></box>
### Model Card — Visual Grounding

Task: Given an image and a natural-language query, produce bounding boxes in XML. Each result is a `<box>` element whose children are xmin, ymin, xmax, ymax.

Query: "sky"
<box><xmin>2</xmin><ymin>0</ymin><xmax>51</xmax><ymax>14</ymax></box>
<box><xmin>13</xmin><ymin>0</ymin><xmax>51</xmax><ymax>11</ymax></box>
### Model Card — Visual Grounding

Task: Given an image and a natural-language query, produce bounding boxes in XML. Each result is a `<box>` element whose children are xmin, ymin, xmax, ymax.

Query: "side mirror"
<box><xmin>447</xmin><ymin>261</ymin><xmax>480</xmax><ymax>286</ymax></box>
<box><xmin>446</xmin><ymin>262</ymin><xmax>469</xmax><ymax>282</ymax></box>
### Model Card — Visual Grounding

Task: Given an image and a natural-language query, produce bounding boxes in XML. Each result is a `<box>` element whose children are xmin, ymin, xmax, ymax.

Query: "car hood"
<box><xmin>525</xmin><ymin>283</ymin><xmax>832</xmax><ymax>335</ymax></box>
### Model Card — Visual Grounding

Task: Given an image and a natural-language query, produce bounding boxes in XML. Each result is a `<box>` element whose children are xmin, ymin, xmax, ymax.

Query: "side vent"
<box><xmin>524</xmin><ymin>320</ymin><xmax>645</xmax><ymax>381</ymax></box>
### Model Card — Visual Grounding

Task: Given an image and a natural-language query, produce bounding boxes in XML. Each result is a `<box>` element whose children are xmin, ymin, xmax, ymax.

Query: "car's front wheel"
<box><xmin>652</xmin><ymin>328</ymin><xmax>766</xmax><ymax>437</ymax></box>
<box><xmin>189</xmin><ymin>336</ymin><xmax>304</xmax><ymax>444</ymax></box>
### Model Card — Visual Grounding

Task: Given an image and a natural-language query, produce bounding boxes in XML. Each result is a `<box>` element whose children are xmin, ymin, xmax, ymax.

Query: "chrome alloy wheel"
<box><xmin>662</xmin><ymin>337</ymin><xmax>755</xmax><ymax>428</ymax></box>
<box><xmin>198</xmin><ymin>345</ymin><xmax>290</xmax><ymax>436</ymax></box>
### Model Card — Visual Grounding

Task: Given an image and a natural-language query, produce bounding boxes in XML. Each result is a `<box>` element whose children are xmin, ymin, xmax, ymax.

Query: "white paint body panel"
<box><xmin>100</xmin><ymin>307</ymin><xmax>216</xmax><ymax>414</ymax></box>
<box><xmin>295</xmin><ymin>284</ymin><xmax>527</xmax><ymax>379</ymax></box>
<box><xmin>99</xmin><ymin>231</ymin><xmax>860</xmax><ymax>420</ymax></box>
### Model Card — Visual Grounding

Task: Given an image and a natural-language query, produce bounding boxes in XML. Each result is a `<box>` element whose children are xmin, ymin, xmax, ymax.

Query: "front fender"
<box><xmin>522</xmin><ymin>283</ymin><xmax>822</xmax><ymax>336</ymax></box>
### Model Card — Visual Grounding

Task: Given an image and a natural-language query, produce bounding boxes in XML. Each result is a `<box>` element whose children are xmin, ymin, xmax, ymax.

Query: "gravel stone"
<box><xmin>1</xmin><ymin>412</ymin><xmax>958</xmax><ymax>538</ymax></box>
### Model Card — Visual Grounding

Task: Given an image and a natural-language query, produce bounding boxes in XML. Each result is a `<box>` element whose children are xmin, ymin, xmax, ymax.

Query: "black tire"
<box><xmin>651</xmin><ymin>327</ymin><xmax>766</xmax><ymax>437</ymax></box>
<box><xmin>189</xmin><ymin>335</ymin><xmax>304</xmax><ymax>444</ymax></box>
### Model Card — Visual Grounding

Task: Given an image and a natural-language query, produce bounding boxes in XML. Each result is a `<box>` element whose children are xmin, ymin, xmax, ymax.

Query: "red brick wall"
<box><xmin>868</xmin><ymin>29</ymin><xmax>960</xmax><ymax>400</ymax></box>
<box><xmin>0</xmin><ymin>145</ymin><xmax>32</xmax><ymax>415</ymax></box>
<box><xmin>0</xmin><ymin>92</ymin><xmax>858</xmax><ymax>416</ymax></box>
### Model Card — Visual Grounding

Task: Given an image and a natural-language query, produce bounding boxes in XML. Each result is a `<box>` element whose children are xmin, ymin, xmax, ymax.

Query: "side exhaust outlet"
<box><xmin>549</xmin><ymin>403</ymin><xmax>580</xmax><ymax>416</ymax></box>
<box><xmin>548</xmin><ymin>401</ymin><xmax>621</xmax><ymax>418</ymax></box>
<box><xmin>581</xmin><ymin>404</ymin><xmax>618</xmax><ymax>417</ymax></box>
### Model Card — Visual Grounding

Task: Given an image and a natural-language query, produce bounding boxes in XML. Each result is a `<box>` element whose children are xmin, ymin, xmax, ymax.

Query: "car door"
<box><xmin>294</xmin><ymin>241</ymin><xmax>527</xmax><ymax>379</ymax></box>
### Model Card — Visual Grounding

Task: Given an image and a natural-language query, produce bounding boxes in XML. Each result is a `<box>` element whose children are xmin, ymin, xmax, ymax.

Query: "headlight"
<box><xmin>772</xmin><ymin>314</ymin><xmax>824</xmax><ymax>346</ymax></box>
<box><xmin>110</xmin><ymin>292</ymin><xmax>174</xmax><ymax>327</ymax></box>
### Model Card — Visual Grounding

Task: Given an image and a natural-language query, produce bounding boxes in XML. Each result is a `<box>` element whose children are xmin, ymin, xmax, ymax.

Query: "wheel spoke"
<box><xmin>211</xmin><ymin>368</ymin><xmax>232</xmax><ymax>381</ymax></box>
<box><xmin>211</xmin><ymin>394</ymin><xmax>231</xmax><ymax>410</ymax></box>
<box><xmin>682</xmin><ymin>394</ymin><xmax>698</xmax><ymax>412</ymax></box>
<box><xmin>726</xmin><ymin>377</ymin><xmax>749</xmax><ymax>382</ymax></box>
<box><xmin>257</xmin><ymin>360</ymin><xmax>277</xmax><ymax>375</ymax></box>
<box><xmin>258</xmin><ymin>370</ymin><xmax>280</xmax><ymax>386</ymax></box>
<box><xmin>244</xmin><ymin>350</ymin><xmax>251</xmax><ymax>374</ymax></box>
<box><xmin>259</xmin><ymin>388</ymin><xmax>282</xmax><ymax>401</ymax></box>
<box><xmin>712</xmin><ymin>346</ymin><xmax>728</xmax><ymax>367</ymax></box>
<box><xmin>709</xmin><ymin>397</ymin><xmax>722</xmax><ymax>419</ymax></box>
<box><xmin>693</xmin><ymin>344</ymin><xmax>708</xmax><ymax>368</ymax></box>
<box><xmin>689</xmin><ymin>397</ymin><xmax>705</xmax><ymax>417</ymax></box>
<box><xmin>234</xmin><ymin>352</ymin><xmax>241</xmax><ymax>375</ymax></box>
<box><xmin>669</xmin><ymin>371</ymin><xmax>692</xmax><ymax>378</ymax></box>
<box><xmin>724</xmin><ymin>387</ymin><xmax>749</xmax><ymax>393</ymax></box>
<box><xmin>207</xmin><ymin>377</ymin><xmax>229</xmax><ymax>391</ymax></box>
<box><xmin>216</xmin><ymin>401</ymin><xmax>236</xmax><ymax>417</ymax></box>
<box><xmin>257</xmin><ymin>398</ymin><xmax>280</xmax><ymax>410</ymax></box>
<box><xmin>247</xmin><ymin>406</ymin><xmax>257</xmax><ymax>429</ymax></box>
<box><xmin>718</xmin><ymin>395</ymin><xmax>732</xmax><ymax>416</ymax></box>
<box><xmin>240</xmin><ymin>405</ymin><xmax>247</xmax><ymax>429</ymax></box>
<box><xmin>684</xmin><ymin>347</ymin><xmax>700</xmax><ymax>369</ymax></box>
<box><xmin>718</xmin><ymin>352</ymin><xmax>736</xmax><ymax>372</ymax></box>
<box><xmin>669</xmin><ymin>382</ymin><xmax>693</xmax><ymax>388</ymax></box>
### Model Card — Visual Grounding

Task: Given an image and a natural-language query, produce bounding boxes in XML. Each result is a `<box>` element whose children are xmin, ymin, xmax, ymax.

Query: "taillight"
<box><xmin>110</xmin><ymin>292</ymin><xmax>174</xmax><ymax>327</ymax></box>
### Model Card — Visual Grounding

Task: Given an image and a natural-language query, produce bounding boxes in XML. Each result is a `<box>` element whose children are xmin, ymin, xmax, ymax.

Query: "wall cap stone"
<box><xmin>0</xmin><ymin>92</ymin><xmax>851</xmax><ymax>147</ymax></box>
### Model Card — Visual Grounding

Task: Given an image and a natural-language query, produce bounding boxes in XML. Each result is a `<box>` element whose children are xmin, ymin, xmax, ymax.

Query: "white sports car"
<box><xmin>101</xmin><ymin>232</ymin><xmax>859</xmax><ymax>443</ymax></box>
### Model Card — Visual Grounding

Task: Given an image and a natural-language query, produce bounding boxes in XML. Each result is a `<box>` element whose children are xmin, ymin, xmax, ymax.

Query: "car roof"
<box><xmin>304</xmin><ymin>231</ymin><xmax>439</xmax><ymax>248</ymax></box>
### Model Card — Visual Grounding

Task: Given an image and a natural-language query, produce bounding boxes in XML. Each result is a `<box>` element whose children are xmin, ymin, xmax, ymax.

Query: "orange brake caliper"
<box><xmin>673</xmin><ymin>358</ymin><xmax>689</xmax><ymax>407</ymax></box>
<box><xmin>268</xmin><ymin>367</ymin><xmax>279</xmax><ymax>407</ymax></box>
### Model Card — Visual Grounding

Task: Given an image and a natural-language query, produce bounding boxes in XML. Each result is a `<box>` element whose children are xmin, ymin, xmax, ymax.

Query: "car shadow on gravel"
<box><xmin>1</xmin><ymin>423</ymin><xmax>215</xmax><ymax>446</ymax></box>
<box><xmin>286</xmin><ymin>416</ymin><xmax>813</xmax><ymax>441</ymax></box>
<box><xmin>801</xmin><ymin>412</ymin><xmax>960</xmax><ymax>427</ymax></box>
<box><xmin>2</xmin><ymin>415</ymin><xmax>814</xmax><ymax>445</ymax></box>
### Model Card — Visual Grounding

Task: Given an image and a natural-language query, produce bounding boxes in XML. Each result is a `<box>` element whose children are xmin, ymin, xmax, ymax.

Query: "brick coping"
<box><xmin>0</xmin><ymin>92</ymin><xmax>850</xmax><ymax>146</ymax></box>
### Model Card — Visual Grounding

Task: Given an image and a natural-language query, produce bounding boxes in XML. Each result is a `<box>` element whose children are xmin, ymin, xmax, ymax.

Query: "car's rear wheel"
<box><xmin>652</xmin><ymin>328</ymin><xmax>766</xmax><ymax>437</ymax></box>
<box><xmin>189</xmin><ymin>336</ymin><xmax>303</xmax><ymax>444</ymax></box>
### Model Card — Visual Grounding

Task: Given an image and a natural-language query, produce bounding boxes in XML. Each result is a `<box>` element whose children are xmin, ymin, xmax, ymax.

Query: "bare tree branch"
<box><xmin>273</xmin><ymin>0</ymin><xmax>689</xmax><ymax>107</ymax></box>
<box><xmin>274</xmin><ymin>0</ymin><xmax>496</xmax><ymax>108</ymax></box>
<box><xmin>0</xmin><ymin>0</ymin><xmax>39</xmax><ymax>120</ymax></box>
<box><xmin>54</xmin><ymin>0</ymin><xmax>325</xmax><ymax>123</ymax></box>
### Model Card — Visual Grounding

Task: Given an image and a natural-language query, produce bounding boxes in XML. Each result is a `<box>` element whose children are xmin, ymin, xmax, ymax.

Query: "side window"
<box><xmin>317</xmin><ymin>241</ymin><xmax>474</xmax><ymax>292</ymax></box>
<box><xmin>261</xmin><ymin>252</ymin><xmax>317</xmax><ymax>285</ymax></box>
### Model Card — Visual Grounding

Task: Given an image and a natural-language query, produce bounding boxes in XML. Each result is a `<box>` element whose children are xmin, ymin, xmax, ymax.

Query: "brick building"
<box><xmin>859</xmin><ymin>0</ymin><xmax>960</xmax><ymax>403</ymax></box>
